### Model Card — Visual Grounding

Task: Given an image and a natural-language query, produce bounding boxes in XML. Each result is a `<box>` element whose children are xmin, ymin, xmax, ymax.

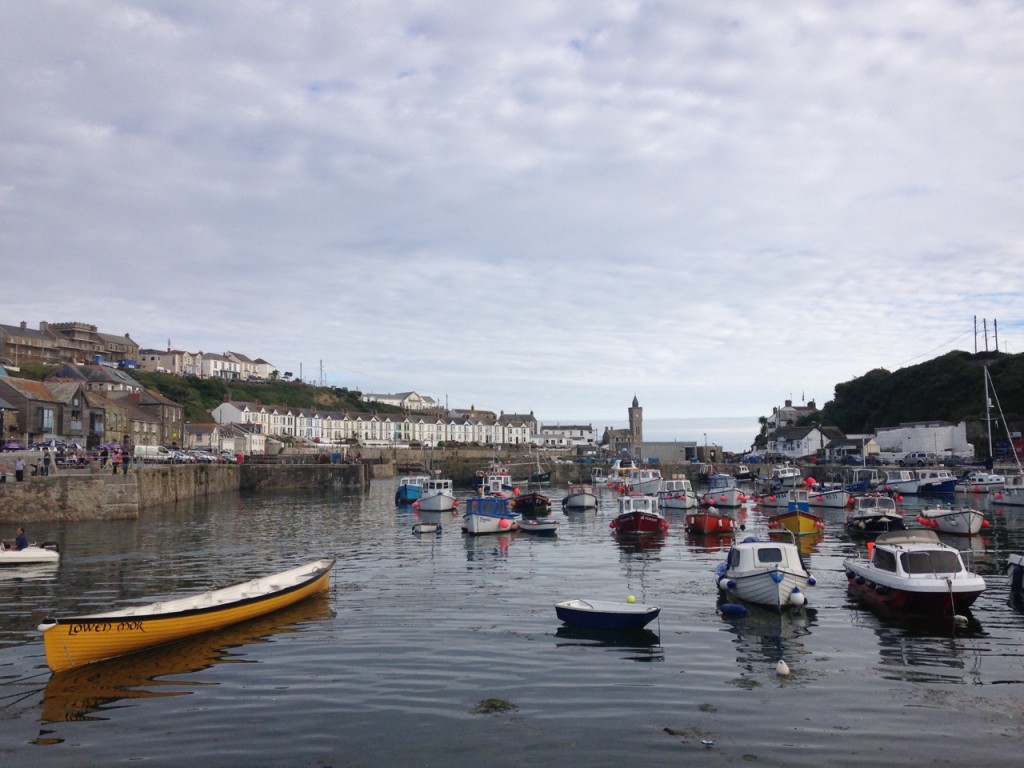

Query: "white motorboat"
<box><xmin>416</xmin><ymin>477</ymin><xmax>458</xmax><ymax>512</ymax></box>
<box><xmin>656</xmin><ymin>478</ymin><xmax>697</xmax><ymax>510</ymax></box>
<box><xmin>844</xmin><ymin>529</ymin><xmax>986</xmax><ymax>615</ymax></box>
<box><xmin>915</xmin><ymin>505</ymin><xmax>987</xmax><ymax>536</ymax></box>
<box><xmin>562</xmin><ymin>483</ymin><xmax>597</xmax><ymax>510</ymax></box>
<box><xmin>806</xmin><ymin>482</ymin><xmax>851</xmax><ymax>509</ymax></box>
<box><xmin>620</xmin><ymin>467</ymin><xmax>663</xmax><ymax>495</ymax></box>
<box><xmin>0</xmin><ymin>541</ymin><xmax>60</xmax><ymax>565</ymax></box>
<box><xmin>714</xmin><ymin>535</ymin><xmax>816</xmax><ymax>610</ymax></box>
<box><xmin>881</xmin><ymin>469</ymin><xmax>918</xmax><ymax>496</ymax></box>
<box><xmin>701</xmin><ymin>473</ymin><xmax>747</xmax><ymax>508</ymax></box>
<box><xmin>955</xmin><ymin>470</ymin><xmax>1005</xmax><ymax>493</ymax></box>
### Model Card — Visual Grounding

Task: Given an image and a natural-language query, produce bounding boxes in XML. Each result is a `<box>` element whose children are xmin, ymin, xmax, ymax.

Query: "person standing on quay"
<box><xmin>112</xmin><ymin>451</ymin><xmax>120</xmax><ymax>475</ymax></box>
<box><xmin>121</xmin><ymin>449</ymin><xmax>130</xmax><ymax>475</ymax></box>
<box><xmin>15</xmin><ymin>457</ymin><xmax>25</xmax><ymax>482</ymax></box>
<box><xmin>42</xmin><ymin>451</ymin><xmax>52</xmax><ymax>476</ymax></box>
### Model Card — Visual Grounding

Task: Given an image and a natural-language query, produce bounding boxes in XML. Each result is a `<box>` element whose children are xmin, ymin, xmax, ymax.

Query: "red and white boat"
<box><xmin>609</xmin><ymin>495</ymin><xmax>669</xmax><ymax>536</ymax></box>
<box><xmin>844</xmin><ymin>529</ymin><xmax>986</xmax><ymax>614</ymax></box>
<box><xmin>915</xmin><ymin>505</ymin><xmax>987</xmax><ymax>536</ymax></box>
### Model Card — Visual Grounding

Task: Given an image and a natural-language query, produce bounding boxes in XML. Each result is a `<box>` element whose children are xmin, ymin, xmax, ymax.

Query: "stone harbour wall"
<box><xmin>0</xmin><ymin>463</ymin><xmax>368</xmax><ymax>524</ymax></box>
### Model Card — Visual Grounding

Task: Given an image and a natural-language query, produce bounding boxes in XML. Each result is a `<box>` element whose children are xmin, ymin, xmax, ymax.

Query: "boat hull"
<box><xmin>517</xmin><ymin>517</ymin><xmax>559</xmax><ymax>535</ymax></box>
<box><xmin>612</xmin><ymin>511</ymin><xmax>669</xmax><ymax>536</ymax></box>
<box><xmin>845</xmin><ymin>514</ymin><xmax>907</xmax><ymax>536</ymax></box>
<box><xmin>685</xmin><ymin>512</ymin><xmax>735</xmax><ymax>534</ymax></box>
<box><xmin>555</xmin><ymin>599</ymin><xmax>660</xmax><ymax>630</ymax></box>
<box><xmin>720</xmin><ymin>570</ymin><xmax>810</xmax><ymax>610</ymax></box>
<box><xmin>916</xmin><ymin>508</ymin><xmax>985</xmax><ymax>536</ymax></box>
<box><xmin>844</xmin><ymin>566</ymin><xmax>983</xmax><ymax>614</ymax></box>
<box><xmin>562</xmin><ymin>493</ymin><xmax>597</xmax><ymax>510</ymax></box>
<box><xmin>39</xmin><ymin>558</ymin><xmax>335</xmax><ymax>672</ymax></box>
<box><xmin>417</xmin><ymin>493</ymin><xmax>456</xmax><ymax>512</ymax></box>
<box><xmin>0</xmin><ymin>544</ymin><xmax>60</xmax><ymax>565</ymax></box>
<box><xmin>769</xmin><ymin>510</ymin><xmax>825</xmax><ymax>536</ymax></box>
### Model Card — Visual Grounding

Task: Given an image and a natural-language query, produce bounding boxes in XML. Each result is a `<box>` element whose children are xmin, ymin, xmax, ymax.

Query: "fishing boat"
<box><xmin>845</xmin><ymin>468</ymin><xmax>884</xmax><ymax>494</ymax></box>
<box><xmin>701</xmin><ymin>473</ymin><xmax>747</xmax><ymax>508</ymax></box>
<box><xmin>554</xmin><ymin>598</ymin><xmax>661</xmax><ymax>630</ymax></box>
<box><xmin>657</xmin><ymin>478</ymin><xmax>697</xmax><ymax>510</ymax></box>
<box><xmin>845</xmin><ymin>494</ymin><xmax>906</xmax><ymax>536</ymax></box>
<box><xmin>915</xmin><ymin>505</ymin><xmax>987</xmax><ymax>536</ymax></box>
<box><xmin>0</xmin><ymin>540</ymin><xmax>61</xmax><ymax>565</ymax></box>
<box><xmin>767</xmin><ymin>490</ymin><xmax>825</xmax><ymax>536</ymax></box>
<box><xmin>955</xmin><ymin>470</ymin><xmax>1005</xmax><ymax>493</ymax></box>
<box><xmin>514</xmin><ymin>491</ymin><xmax>552</xmax><ymax>516</ymax></box>
<box><xmin>517</xmin><ymin>516</ymin><xmax>559</xmax><ymax>535</ymax></box>
<box><xmin>754</xmin><ymin>465</ymin><xmax>803</xmax><ymax>494</ymax></box>
<box><xmin>394</xmin><ymin>475</ymin><xmax>430</xmax><ymax>505</ymax></box>
<box><xmin>685</xmin><ymin>505</ymin><xmax>735</xmax><ymax>534</ymax></box>
<box><xmin>881</xmin><ymin>469</ymin><xmax>918</xmax><ymax>496</ymax></box>
<box><xmin>609</xmin><ymin>494</ymin><xmax>669</xmax><ymax>536</ymax></box>
<box><xmin>994</xmin><ymin>474</ymin><xmax>1024</xmax><ymax>507</ymax></box>
<box><xmin>562</xmin><ymin>483</ymin><xmax>597</xmax><ymax>510</ymax></box>
<box><xmin>913</xmin><ymin>468</ymin><xmax>958</xmax><ymax>495</ymax></box>
<box><xmin>461</xmin><ymin>495</ymin><xmax>521</xmax><ymax>535</ymax></box>
<box><xmin>474</xmin><ymin>466</ymin><xmax>516</xmax><ymax>497</ymax></box>
<box><xmin>37</xmin><ymin>558</ymin><xmax>335</xmax><ymax>672</ymax></box>
<box><xmin>806</xmin><ymin>482</ymin><xmax>851</xmax><ymax>509</ymax></box>
<box><xmin>415</xmin><ymin>477</ymin><xmax>458</xmax><ymax>512</ymax></box>
<box><xmin>843</xmin><ymin>529</ymin><xmax>986</xmax><ymax>614</ymax></box>
<box><xmin>714</xmin><ymin>535</ymin><xmax>816</xmax><ymax>610</ymax></box>
<box><xmin>619</xmin><ymin>466</ymin><xmax>663</xmax><ymax>495</ymax></box>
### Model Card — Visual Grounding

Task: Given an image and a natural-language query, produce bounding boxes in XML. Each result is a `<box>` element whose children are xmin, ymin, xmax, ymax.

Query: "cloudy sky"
<box><xmin>3</xmin><ymin>1</ymin><xmax>1022</xmax><ymax>444</ymax></box>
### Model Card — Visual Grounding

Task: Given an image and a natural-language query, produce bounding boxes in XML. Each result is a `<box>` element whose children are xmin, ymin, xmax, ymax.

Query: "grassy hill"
<box><xmin>127</xmin><ymin>371</ymin><xmax>403</xmax><ymax>422</ymax></box>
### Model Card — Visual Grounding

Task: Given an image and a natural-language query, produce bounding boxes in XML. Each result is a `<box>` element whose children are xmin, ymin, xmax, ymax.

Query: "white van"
<box><xmin>134</xmin><ymin>445</ymin><xmax>171</xmax><ymax>463</ymax></box>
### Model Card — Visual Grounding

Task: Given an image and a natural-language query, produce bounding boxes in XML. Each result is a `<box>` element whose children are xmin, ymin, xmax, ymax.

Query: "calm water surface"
<box><xmin>2</xmin><ymin>480</ymin><xmax>1024</xmax><ymax>767</ymax></box>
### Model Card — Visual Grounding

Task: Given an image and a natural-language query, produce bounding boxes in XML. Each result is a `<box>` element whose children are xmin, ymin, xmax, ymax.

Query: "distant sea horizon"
<box><xmin>591</xmin><ymin>415</ymin><xmax>759</xmax><ymax>455</ymax></box>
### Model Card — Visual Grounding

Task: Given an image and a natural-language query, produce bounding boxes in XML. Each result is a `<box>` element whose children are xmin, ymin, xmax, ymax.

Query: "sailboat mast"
<box><xmin>985</xmin><ymin>365</ymin><xmax>993</xmax><ymax>460</ymax></box>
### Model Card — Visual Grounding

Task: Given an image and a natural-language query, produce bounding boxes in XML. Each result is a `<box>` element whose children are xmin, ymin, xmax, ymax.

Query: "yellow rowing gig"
<box><xmin>38</xmin><ymin>557</ymin><xmax>335</xmax><ymax>672</ymax></box>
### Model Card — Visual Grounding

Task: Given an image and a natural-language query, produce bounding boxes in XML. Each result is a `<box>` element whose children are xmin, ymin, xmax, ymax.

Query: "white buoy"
<box><xmin>953</xmin><ymin>614</ymin><xmax>969</xmax><ymax>628</ymax></box>
<box><xmin>776</xmin><ymin>659</ymin><xmax>790</xmax><ymax>676</ymax></box>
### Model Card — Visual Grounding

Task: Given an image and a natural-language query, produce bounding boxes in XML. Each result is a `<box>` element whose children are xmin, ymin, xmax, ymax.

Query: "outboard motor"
<box><xmin>41</xmin><ymin>541</ymin><xmax>61</xmax><ymax>553</ymax></box>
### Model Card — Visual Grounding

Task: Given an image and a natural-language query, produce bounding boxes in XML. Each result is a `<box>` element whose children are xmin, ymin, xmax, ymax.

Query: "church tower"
<box><xmin>628</xmin><ymin>394</ymin><xmax>643</xmax><ymax>455</ymax></box>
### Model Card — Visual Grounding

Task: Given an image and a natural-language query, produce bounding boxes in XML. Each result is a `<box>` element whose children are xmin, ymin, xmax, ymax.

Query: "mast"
<box><xmin>985</xmin><ymin>365</ymin><xmax>993</xmax><ymax>460</ymax></box>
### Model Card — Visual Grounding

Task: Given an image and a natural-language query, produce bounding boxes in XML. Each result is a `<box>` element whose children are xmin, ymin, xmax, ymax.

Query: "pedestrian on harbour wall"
<box><xmin>15</xmin><ymin>457</ymin><xmax>25</xmax><ymax>482</ymax></box>
<box><xmin>100</xmin><ymin>447</ymin><xmax>108</xmax><ymax>468</ymax></box>
<box><xmin>121</xmin><ymin>450</ymin><xmax>130</xmax><ymax>475</ymax></box>
<box><xmin>112</xmin><ymin>451</ymin><xmax>120</xmax><ymax>475</ymax></box>
<box><xmin>42</xmin><ymin>451</ymin><xmax>52</xmax><ymax>476</ymax></box>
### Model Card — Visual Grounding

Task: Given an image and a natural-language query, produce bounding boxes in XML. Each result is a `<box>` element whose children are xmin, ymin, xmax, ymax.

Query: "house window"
<box><xmin>39</xmin><ymin>408</ymin><xmax>55</xmax><ymax>431</ymax></box>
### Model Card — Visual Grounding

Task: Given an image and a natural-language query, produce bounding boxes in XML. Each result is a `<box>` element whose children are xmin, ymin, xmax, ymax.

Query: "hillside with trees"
<box><xmin>813</xmin><ymin>351</ymin><xmax>1024</xmax><ymax>436</ymax></box>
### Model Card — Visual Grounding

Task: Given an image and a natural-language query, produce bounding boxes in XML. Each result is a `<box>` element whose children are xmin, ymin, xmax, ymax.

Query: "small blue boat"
<box><xmin>395</xmin><ymin>475</ymin><xmax>429</xmax><ymax>505</ymax></box>
<box><xmin>555</xmin><ymin>599</ymin><xmax>661</xmax><ymax>630</ymax></box>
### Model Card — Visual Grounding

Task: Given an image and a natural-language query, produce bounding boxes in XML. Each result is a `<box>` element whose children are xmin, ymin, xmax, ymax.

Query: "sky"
<box><xmin>3</xmin><ymin>1</ymin><xmax>1023</xmax><ymax>451</ymax></box>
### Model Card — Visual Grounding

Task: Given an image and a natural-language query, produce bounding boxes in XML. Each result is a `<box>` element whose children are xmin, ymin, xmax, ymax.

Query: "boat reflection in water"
<box><xmin>553</xmin><ymin>625</ymin><xmax>664</xmax><ymax>663</ymax></box>
<box><xmin>850</xmin><ymin>608</ymin><xmax>985</xmax><ymax>685</ymax></box>
<box><xmin>40</xmin><ymin>594</ymin><xmax>335</xmax><ymax>726</ymax></box>
<box><xmin>770</xmin><ymin>528</ymin><xmax>824</xmax><ymax>557</ymax></box>
<box><xmin>718</xmin><ymin>598</ymin><xmax>816</xmax><ymax>680</ymax></box>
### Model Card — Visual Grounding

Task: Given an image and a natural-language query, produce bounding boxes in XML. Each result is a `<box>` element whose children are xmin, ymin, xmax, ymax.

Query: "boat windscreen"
<box><xmin>900</xmin><ymin>550</ymin><xmax>963</xmax><ymax>574</ymax></box>
<box><xmin>756</xmin><ymin>548</ymin><xmax>783</xmax><ymax>564</ymax></box>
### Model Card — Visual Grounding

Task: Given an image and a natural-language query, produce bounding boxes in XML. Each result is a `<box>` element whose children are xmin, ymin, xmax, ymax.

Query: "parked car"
<box><xmin>865</xmin><ymin>455</ymin><xmax>890</xmax><ymax>466</ymax></box>
<box><xmin>839</xmin><ymin>454</ymin><xmax>864</xmax><ymax>465</ymax></box>
<box><xmin>899</xmin><ymin>451</ymin><xmax>936</xmax><ymax>467</ymax></box>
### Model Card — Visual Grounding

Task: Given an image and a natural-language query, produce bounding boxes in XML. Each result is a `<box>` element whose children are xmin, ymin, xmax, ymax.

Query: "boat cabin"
<box><xmin>727</xmin><ymin>539</ymin><xmax>803</xmax><ymax>573</ymax></box>
<box><xmin>869</xmin><ymin>530</ymin><xmax>965</xmax><ymax>575</ymax></box>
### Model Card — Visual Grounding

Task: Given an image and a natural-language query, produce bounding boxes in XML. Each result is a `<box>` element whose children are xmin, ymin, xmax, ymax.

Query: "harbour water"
<box><xmin>2</xmin><ymin>480</ymin><xmax>1023</xmax><ymax>766</ymax></box>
